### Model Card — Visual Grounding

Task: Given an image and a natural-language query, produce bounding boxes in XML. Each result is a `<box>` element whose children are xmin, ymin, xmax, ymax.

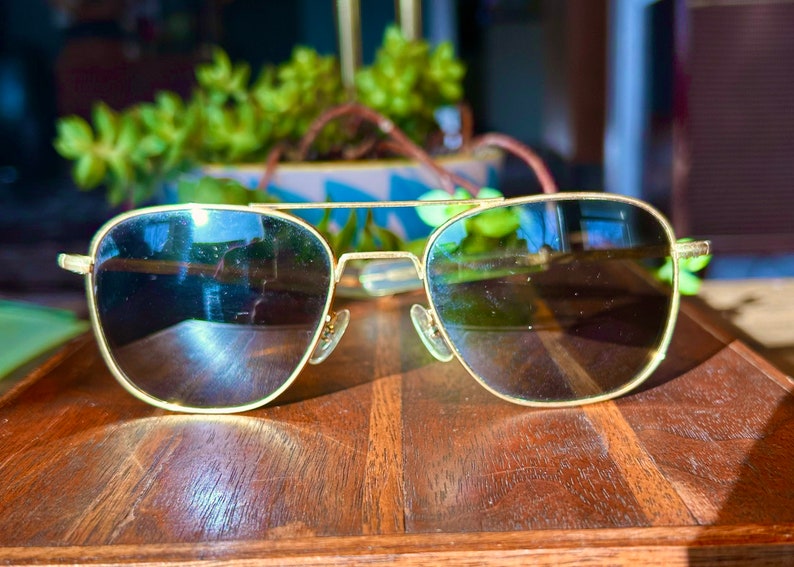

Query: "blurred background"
<box><xmin>1</xmin><ymin>0</ymin><xmax>793</xmax><ymax>298</ymax></box>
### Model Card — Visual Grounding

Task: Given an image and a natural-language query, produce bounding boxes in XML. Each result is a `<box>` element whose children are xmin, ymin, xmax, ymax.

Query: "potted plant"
<box><xmin>52</xmin><ymin>24</ymin><xmax>509</xmax><ymax>251</ymax></box>
<box><xmin>51</xmin><ymin>19</ymin><xmax>710</xmax><ymax>294</ymax></box>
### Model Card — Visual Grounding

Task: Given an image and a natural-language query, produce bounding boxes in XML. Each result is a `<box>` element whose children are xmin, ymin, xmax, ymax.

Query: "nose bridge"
<box><xmin>335</xmin><ymin>251</ymin><xmax>424</xmax><ymax>298</ymax></box>
<box><xmin>333</xmin><ymin>251</ymin><xmax>454</xmax><ymax>362</ymax></box>
<box><xmin>335</xmin><ymin>251</ymin><xmax>424</xmax><ymax>283</ymax></box>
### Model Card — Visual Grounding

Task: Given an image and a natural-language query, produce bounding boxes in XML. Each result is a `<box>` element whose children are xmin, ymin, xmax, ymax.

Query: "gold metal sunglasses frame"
<box><xmin>59</xmin><ymin>192</ymin><xmax>711</xmax><ymax>413</ymax></box>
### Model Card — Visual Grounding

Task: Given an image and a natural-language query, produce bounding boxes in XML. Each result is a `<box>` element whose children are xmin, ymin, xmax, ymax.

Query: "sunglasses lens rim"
<box><xmin>87</xmin><ymin>205</ymin><xmax>336</xmax><ymax>413</ymax></box>
<box><xmin>422</xmin><ymin>194</ymin><xmax>679</xmax><ymax>406</ymax></box>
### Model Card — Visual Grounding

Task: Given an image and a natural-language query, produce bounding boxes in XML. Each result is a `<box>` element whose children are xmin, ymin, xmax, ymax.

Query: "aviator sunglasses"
<box><xmin>59</xmin><ymin>193</ymin><xmax>710</xmax><ymax>413</ymax></box>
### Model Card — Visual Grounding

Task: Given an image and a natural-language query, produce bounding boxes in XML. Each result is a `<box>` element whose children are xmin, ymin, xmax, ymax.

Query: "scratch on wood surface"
<box><xmin>62</xmin><ymin>424</ymin><xmax>183</xmax><ymax>544</ymax></box>
<box><xmin>280</xmin><ymin>421</ymin><xmax>359</xmax><ymax>455</ymax></box>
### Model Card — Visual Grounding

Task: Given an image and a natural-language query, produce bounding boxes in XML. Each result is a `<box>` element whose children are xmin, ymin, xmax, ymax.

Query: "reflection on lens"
<box><xmin>426</xmin><ymin>198</ymin><xmax>674</xmax><ymax>404</ymax></box>
<box><xmin>93</xmin><ymin>209</ymin><xmax>332</xmax><ymax>409</ymax></box>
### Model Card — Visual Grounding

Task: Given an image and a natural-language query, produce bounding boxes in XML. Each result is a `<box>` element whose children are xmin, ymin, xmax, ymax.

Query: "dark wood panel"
<box><xmin>675</xmin><ymin>1</ymin><xmax>794</xmax><ymax>253</ymax></box>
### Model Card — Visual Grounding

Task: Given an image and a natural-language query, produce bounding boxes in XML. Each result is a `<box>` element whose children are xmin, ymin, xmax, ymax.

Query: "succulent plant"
<box><xmin>356</xmin><ymin>26</ymin><xmax>465</xmax><ymax>142</ymax></box>
<box><xmin>53</xmin><ymin>26</ymin><xmax>465</xmax><ymax>208</ymax></box>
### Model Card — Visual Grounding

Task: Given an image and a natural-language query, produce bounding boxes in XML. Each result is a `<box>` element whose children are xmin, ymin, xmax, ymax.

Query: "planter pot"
<box><xmin>196</xmin><ymin>151</ymin><xmax>503</xmax><ymax>241</ymax></box>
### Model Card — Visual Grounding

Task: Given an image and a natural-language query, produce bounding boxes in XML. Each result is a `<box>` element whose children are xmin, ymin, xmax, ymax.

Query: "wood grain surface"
<box><xmin>0</xmin><ymin>292</ymin><xmax>792</xmax><ymax>565</ymax></box>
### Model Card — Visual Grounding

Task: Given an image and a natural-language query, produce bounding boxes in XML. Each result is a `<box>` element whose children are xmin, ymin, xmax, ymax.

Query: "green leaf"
<box><xmin>359</xmin><ymin>210</ymin><xmax>403</xmax><ymax>251</ymax></box>
<box><xmin>316</xmin><ymin>206</ymin><xmax>332</xmax><ymax>237</ymax></box>
<box><xmin>176</xmin><ymin>176</ymin><xmax>277</xmax><ymax>206</ymax></box>
<box><xmin>177</xmin><ymin>176</ymin><xmax>218</xmax><ymax>203</ymax></box>
<box><xmin>357</xmin><ymin>227</ymin><xmax>378</xmax><ymax>252</ymax></box>
<box><xmin>115</xmin><ymin>115</ymin><xmax>138</xmax><ymax>153</ymax></box>
<box><xmin>655</xmin><ymin>260</ymin><xmax>673</xmax><ymax>285</ymax></box>
<box><xmin>653</xmin><ymin>243</ymin><xmax>711</xmax><ymax>295</ymax></box>
<box><xmin>138</xmin><ymin>135</ymin><xmax>168</xmax><ymax>157</ymax></box>
<box><xmin>157</xmin><ymin>91</ymin><xmax>181</xmax><ymax>115</ymax></box>
<box><xmin>333</xmin><ymin>210</ymin><xmax>358</xmax><ymax>254</ymax></box>
<box><xmin>230</xmin><ymin>63</ymin><xmax>251</xmax><ymax>94</ymax></box>
<box><xmin>457</xmin><ymin>233</ymin><xmax>493</xmax><ymax>255</ymax></box>
<box><xmin>74</xmin><ymin>154</ymin><xmax>106</xmax><ymax>189</ymax></box>
<box><xmin>468</xmin><ymin>207</ymin><xmax>520</xmax><ymax>239</ymax></box>
<box><xmin>680</xmin><ymin>253</ymin><xmax>713</xmax><ymax>273</ymax></box>
<box><xmin>105</xmin><ymin>180</ymin><xmax>129</xmax><ymax>207</ymax></box>
<box><xmin>403</xmin><ymin>238</ymin><xmax>428</xmax><ymax>257</ymax></box>
<box><xmin>476</xmin><ymin>187</ymin><xmax>503</xmax><ymax>199</ymax></box>
<box><xmin>679</xmin><ymin>270</ymin><xmax>703</xmax><ymax>296</ymax></box>
<box><xmin>372</xmin><ymin>223</ymin><xmax>402</xmax><ymax>251</ymax></box>
<box><xmin>93</xmin><ymin>103</ymin><xmax>117</xmax><ymax>145</ymax></box>
<box><xmin>416</xmin><ymin>188</ymin><xmax>472</xmax><ymax>227</ymax></box>
<box><xmin>191</xmin><ymin>177</ymin><xmax>239</xmax><ymax>204</ymax></box>
<box><xmin>197</xmin><ymin>47</ymin><xmax>231</xmax><ymax>85</ymax></box>
<box><xmin>106</xmin><ymin>154</ymin><xmax>131</xmax><ymax>187</ymax></box>
<box><xmin>131</xmin><ymin>180</ymin><xmax>155</xmax><ymax>205</ymax></box>
<box><xmin>161</xmin><ymin>141</ymin><xmax>187</xmax><ymax>171</ymax></box>
<box><xmin>54</xmin><ymin>116</ymin><xmax>95</xmax><ymax>158</ymax></box>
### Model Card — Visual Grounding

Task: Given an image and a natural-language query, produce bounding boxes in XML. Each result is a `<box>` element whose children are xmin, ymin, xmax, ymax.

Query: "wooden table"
<box><xmin>0</xmin><ymin>292</ymin><xmax>792</xmax><ymax>565</ymax></box>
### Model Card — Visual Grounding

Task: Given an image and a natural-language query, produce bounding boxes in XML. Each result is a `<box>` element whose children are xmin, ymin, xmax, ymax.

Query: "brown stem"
<box><xmin>294</xmin><ymin>102</ymin><xmax>465</xmax><ymax>194</ymax></box>
<box><xmin>468</xmin><ymin>133</ymin><xmax>558</xmax><ymax>195</ymax></box>
<box><xmin>375</xmin><ymin>139</ymin><xmax>481</xmax><ymax>194</ymax></box>
<box><xmin>257</xmin><ymin>143</ymin><xmax>286</xmax><ymax>191</ymax></box>
<box><xmin>259</xmin><ymin>104</ymin><xmax>554</xmax><ymax>198</ymax></box>
<box><xmin>341</xmin><ymin>135</ymin><xmax>379</xmax><ymax>160</ymax></box>
<box><xmin>459</xmin><ymin>103</ymin><xmax>474</xmax><ymax>146</ymax></box>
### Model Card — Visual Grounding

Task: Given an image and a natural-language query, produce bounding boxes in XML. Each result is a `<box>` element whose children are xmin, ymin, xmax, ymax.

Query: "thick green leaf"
<box><xmin>115</xmin><ymin>115</ymin><xmax>138</xmax><ymax>154</ymax></box>
<box><xmin>106</xmin><ymin>154</ymin><xmax>131</xmax><ymax>187</ymax></box>
<box><xmin>680</xmin><ymin>253</ymin><xmax>713</xmax><ymax>273</ymax></box>
<box><xmin>74</xmin><ymin>154</ymin><xmax>106</xmax><ymax>189</ymax></box>
<box><xmin>468</xmin><ymin>207</ymin><xmax>520</xmax><ymax>238</ymax></box>
<box><xmin>416</xmin><ymin>188</ymin><xmax>473</xmax><ymax>227</ymax></box>
<box><xmin>92</xmin><ymin>103</ymin><xmax>118</xmax><ymax>145</ymax></box>
<box><xmin>654</xmin><ymin>251</ymin><xmax>710</xmax><ymax>296</ymax></box>
<box><xmin>157</xmin><ymin>91</ymin><xmax>181</xmax><ymax>115</ymax></box>
<box><xmin>403</xmin><ymin>238</ymin><xmax>428</xmax><ymax>257</ymax></box>
<box><xmin>333</xmin><ymin>210</ymin><xmax>358</xmax><ymax>254</ymax></box>
<box><xmin>138</xmin><ymin>135</ymin><xmax>168</xmax><ymax>158</ymax></box>
<box><xmin>54</xmin><ymin>116</ymin><xmax>95</xmax><ymax>158</ymax></box>
<box><xmin>105</xmin><ymin>180</ymin><xmax>128</xmax><ymax>207</ymax></box>
<box><xmin>655</xmin><ymin>260</ymin><xmax>673</xmax><ymax>285</ymax></box>
<box><xmin>679</xmin><ymin>269</ymin><xmax>703</xmax><ymax>296</ymax></box>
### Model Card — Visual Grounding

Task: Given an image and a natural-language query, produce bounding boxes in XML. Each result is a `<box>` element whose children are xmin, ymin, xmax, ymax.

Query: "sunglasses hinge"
<box><xmin>58</xmin><ymin>253</ymin><xmax>93</xmax><ymax>275</ymax></box>
<box><xmin>674</xmin><ymin>240</ymin><xmax>711</xmax><ymax>259</ymax></box>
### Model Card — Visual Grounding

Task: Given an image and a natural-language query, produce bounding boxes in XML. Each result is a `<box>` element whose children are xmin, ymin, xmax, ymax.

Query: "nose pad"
<box><xmin>309</xmin><ymin>309</ymin><xmax>350</xmax><ymax>364</ymax></box>
<box><xmin>410</xmin><ymin>304</ymin><xmax>454</xmax><ymax>362</ymax></box>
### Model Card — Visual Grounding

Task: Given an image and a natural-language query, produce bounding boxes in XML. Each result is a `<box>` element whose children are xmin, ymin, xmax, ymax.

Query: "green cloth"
<box><xmin>0</xmin><ymin>301</ymin><xmax>89</xmax><ymax>380</ymax></box>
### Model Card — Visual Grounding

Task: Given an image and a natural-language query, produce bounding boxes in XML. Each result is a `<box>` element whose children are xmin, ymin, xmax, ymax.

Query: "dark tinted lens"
<box><xmin>93</xmin><ymin>209</ymin><xmax>332</xmax><ymax>409</ymax></box>
<box><xmin>426</xmin><ymin>198</ymin><xmax>674</xmax><ymax>404</ymax></box>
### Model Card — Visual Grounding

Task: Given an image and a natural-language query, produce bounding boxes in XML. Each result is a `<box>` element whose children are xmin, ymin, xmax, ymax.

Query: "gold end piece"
<box><xmin>58</xmin><ymin>253</ymin><xmax>92</xmax><ymax>275</ymax></box>
<box><xmin>674</xmin><ymin>240</ymin><xmax>711</xmax><ymax>259</ymax></box>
